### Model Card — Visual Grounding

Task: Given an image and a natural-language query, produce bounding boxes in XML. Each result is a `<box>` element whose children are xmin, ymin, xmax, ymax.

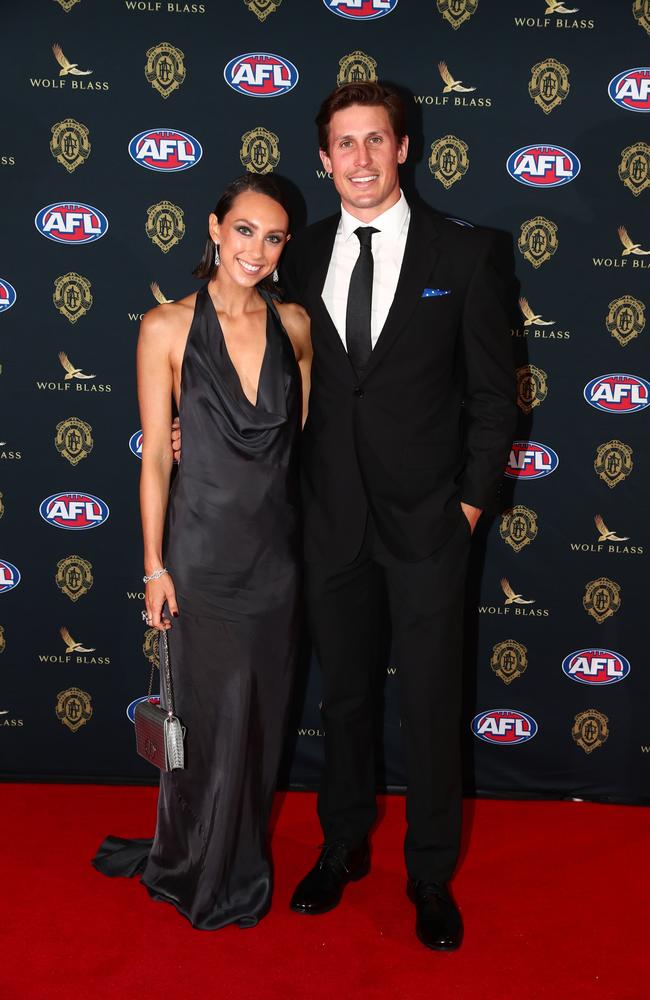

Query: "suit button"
<box><xmin>354</xmin><ymin>387</ymin><xmax>364</xmax><ymax>398</ymax></box>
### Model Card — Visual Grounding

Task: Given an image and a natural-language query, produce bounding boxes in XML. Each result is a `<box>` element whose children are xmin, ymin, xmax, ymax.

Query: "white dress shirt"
<box><xmin>321</xmin><ymin>190</ymin><xmax>411</xmax><ymax>350</ymax></box>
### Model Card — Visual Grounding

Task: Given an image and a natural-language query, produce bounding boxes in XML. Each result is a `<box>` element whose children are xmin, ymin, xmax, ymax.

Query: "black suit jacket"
<box><xmin>282</xmin><ymin>199</ymin><xmax>518</xmax><ymax>564</ymax></box>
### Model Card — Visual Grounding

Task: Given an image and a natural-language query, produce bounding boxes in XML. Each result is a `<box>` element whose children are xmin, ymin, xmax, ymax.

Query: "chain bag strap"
<box><xmin>135</xmin><ymin>626</ymin><xmax>185</xmax><ymax>771</ymax></box>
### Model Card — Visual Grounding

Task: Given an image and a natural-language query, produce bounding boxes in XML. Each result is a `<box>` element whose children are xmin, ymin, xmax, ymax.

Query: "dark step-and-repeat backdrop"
<box><xmin>1</xmin><ymin>0</ymin><xmax>649</xmax><ymax>802</ymax></box>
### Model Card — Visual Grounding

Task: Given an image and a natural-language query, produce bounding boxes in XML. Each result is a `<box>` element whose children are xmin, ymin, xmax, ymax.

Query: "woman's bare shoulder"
<box><xmin>277</xmin><ymin>301</ymin><xmax>310</xmax><ymax>339</ymax></box>
<box><xmin>139</xmin><ymin>292</ymin><xmax>198</xmax><ymax>344</ymax></box>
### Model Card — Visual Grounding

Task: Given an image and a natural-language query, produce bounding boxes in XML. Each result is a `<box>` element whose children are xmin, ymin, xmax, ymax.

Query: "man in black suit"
<box><xmin>282</xmin><ymin>83</ymin><xmax>517</xmax><ymax>950</ymax></box>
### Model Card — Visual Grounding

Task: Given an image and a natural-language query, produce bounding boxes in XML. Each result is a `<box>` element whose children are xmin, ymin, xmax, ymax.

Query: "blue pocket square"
<box><xmin>422</xmin><ymin>288</ymin><xmax>451</xmax><ymax>298</ymax></box>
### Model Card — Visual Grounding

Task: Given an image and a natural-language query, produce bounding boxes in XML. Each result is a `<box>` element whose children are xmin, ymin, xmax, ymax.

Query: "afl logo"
<box><xmin>324</xmin><ymin>0</ymin><xmax>398</xmax><ymax>19</ymax></box>
<box><xmin>562</xmin><ymin>649</ymin><xmax>630</xmax><ymax>687</ymax></box>
<box><xmin>506</xmin><ymin>441</ymin><xmax>559</xmax><ymax>480</ymax></box>
<box><xmin>126</xmin><ymin>695</ymin><xmax>156</xmax><ymax>723</ymax></box>
<box><xmin>39</xmin><ymin>492</ymin><xmax>110</xmax><ymax>530</ymax></box>
<box><xmin>224</xmin><ymin>53</ymin><xmax>299</xmax><ymax>98</ymax></box>
<box><xmin>506</xmin><ymin>145</ymin><xmax>580</xmax><ymax>188</ymax></box>
<box><xmin>584</xmin><ymin>374</ymin><xmax>650</xmax><ymax>414</ymax></box>
<box><xmin>35</xmin><ymin>202</ymin><xmax>108</xmax><ymax>245</ymax></box>
<box><xmin>128</xmin><ymin>129</ymin><xmax>202</xmax><ymax>172</ymax></box>
<box><xmin>129</xmin><ymin>430</ymin><xmax>143</xmax><ymax>459</ymax></box>
<box><xmin>0</xmin><ymin>560</ymin><xmax>21</xmax><ymax>594</ymax></box>
<box><xmin>608</xmin><ymin>68</ymin><xmax>650</xmax><ymax>112</ymax></box>
<box><xmin>0</xmin><ymin>279</ymin><xmax>16</xmax><ymax>313</ymax></box>
<box><xmin>471</xmin><ymin>709</ymin><xmax>538</xmax><ymax>745</ymax></box>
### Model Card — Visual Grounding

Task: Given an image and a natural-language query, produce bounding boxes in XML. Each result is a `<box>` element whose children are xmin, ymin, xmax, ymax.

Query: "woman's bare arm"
<box><xmin>137</xmin><ymin>306</ymin><xmax>179</xmax><ymax>629</ymax></box>
<box><xmin>278</xmin><ymin>302</ymin><xmax>312</xmax><ymax>427</ymax></box>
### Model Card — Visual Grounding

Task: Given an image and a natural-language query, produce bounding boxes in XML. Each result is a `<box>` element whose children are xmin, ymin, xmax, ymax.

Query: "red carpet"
<box><xmin>4</xmin><ymin>786</ymin><xmax>648</xmax><ymax>1000</ymax></box>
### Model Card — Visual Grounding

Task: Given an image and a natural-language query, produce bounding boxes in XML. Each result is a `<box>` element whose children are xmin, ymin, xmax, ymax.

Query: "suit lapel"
<box><xmin>362</xmin><ymin>204</ymin><xmax>441</xmax><ymax>379</ymax></box>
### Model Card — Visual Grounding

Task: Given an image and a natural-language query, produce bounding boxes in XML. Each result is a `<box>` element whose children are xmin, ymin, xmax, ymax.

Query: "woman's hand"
<box><xmin>145</xmin><ymin>572</ymin><xmax>179</xmax><ymax>630</ymax></box>
<box><xmin>171</xmin><ymin>417</ymin><xmax>182</xmax><ymax>463</ymax></box>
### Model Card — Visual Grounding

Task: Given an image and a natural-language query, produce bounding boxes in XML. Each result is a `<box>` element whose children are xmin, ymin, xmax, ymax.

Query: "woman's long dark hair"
<box><xmin>193</xmin><ymin>174</ymin><xmax>291</xmax><ymax>293</ymax></box>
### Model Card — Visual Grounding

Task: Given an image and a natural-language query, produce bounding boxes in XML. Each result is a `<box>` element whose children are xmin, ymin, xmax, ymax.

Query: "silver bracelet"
<box><xmin>143</xmin><ymin>567</ymin><xmax>168</xmax><ymax>584</ymax></box>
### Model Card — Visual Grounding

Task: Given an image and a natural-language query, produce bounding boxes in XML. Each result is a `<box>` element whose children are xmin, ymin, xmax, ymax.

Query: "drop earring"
<box><xmin>272</xmin><ymin>268</ymin><xmax>279</xmax><ymax>283</ymax></box>
<box><xmin>213</xmin><ymin>241</ymin><xmax>221</xmax><ymax>267</ymax></box>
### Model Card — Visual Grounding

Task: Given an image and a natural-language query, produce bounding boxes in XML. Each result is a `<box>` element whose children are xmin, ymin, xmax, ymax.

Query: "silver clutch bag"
<box><xmin>134</xmin><ymin>628</ymin><xmax>185</xmax><ymax>771</ymax></box>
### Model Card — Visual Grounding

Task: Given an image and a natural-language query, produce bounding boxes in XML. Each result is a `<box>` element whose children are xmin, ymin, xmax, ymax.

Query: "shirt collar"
<box><xmin>339</xmin><ymin>190</ymin><xmax>410</xmax><ymax>242</ymax></box>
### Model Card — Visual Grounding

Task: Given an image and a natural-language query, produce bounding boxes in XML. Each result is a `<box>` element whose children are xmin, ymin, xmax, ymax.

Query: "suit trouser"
<box><xmin>305</xmin><ymin>513</ymin><xmax>471</xmax><ymax>883</ymax></box>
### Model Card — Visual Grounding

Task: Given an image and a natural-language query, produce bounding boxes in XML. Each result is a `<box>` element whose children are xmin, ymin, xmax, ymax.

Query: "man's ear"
<box><xmin>397</xmin><ymin>135</ymin><xmax>409</xmax><ymax>165</ymax></box>
<box><xmin>319</xmin><ymin>148</ymin><xmax>333</xmax><ymax>175</ymax></box>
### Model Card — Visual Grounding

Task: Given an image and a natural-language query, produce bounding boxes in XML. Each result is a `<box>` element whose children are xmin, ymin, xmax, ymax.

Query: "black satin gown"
<box><xmin>93</xmin><ymin>285</ymin><xmax>302</xmax><ymax>929</ymax></box>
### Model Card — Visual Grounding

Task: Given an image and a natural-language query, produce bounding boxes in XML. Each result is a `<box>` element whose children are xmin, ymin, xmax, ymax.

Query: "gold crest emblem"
<box><xmin>55</xmin><ymin>416</ymin><xmax>93</xmax><ymax>466</ymax></box>
<box><xmin>240</xmin><ymin>127</ymin><xmax>280</xmax><ymax>175</ymax></box>
<box><xmin>428</xmin><ymin>134</ymin><xmax>469</xmax><ymax>189</ymax></box>
<box><xmin>60</xmin><ymin>626</ymin><xmax>95</xmax><ymax>654</ymax></box>
<box><xmin>243</xmin><ymin>0</ymin><xmax>282</xmax><ymax>21</ymax></box>
<box><xmin>143</xmin><ymin>628</ymin><xmax>160</xmax><ymax>667</ymax></box>
<box><xmin>529</xmin><ymin>58</ymin><xmax>570</xmax><ymax>114</ymax></box>
<box><xmin>145</xmin><ymin>42</ymin><xmax>186</xmax><ymax>99</ymax></box>
<box><xmin>0</xmin><ymin>492</ymin><xmax>4</xmax><ymax>520</ymax></box>
<box><xmin>572</xmin><ymin>709</ymin><xmax>609</xmax><ymax>755</ymax></box>
<box><xmin>518</xmin><ymin>216</ymin><xmax>558</xmax><ymax>269</ymax></box>
<box><xmin>594</xmin><ymin>439</ymin><xmax>633</xmax><ymax>489</ymax></box>
<box><xmin>53</xmin><ymin>272</ymin><xmax>92</xmax><ymax>324</ymax></box>
<box><xmin>50</xmin><ymin>118</ymin><xmax>90</xmax><ymax>173</ymax></box>
<box><xmin>436</xmin><ymin>0</ymin><xmax>479</xmax><ymax>30</ymax></box>
<box><xmin>500</xmin><ymin>505</ymin><xmax>538</xmax><ymax>553</ymax></box>
<box><xmin>618</xmin><ymin>142</ymin><xmax>650</xmax><ymax>197</ymax></box>
<box><xmin>54</xmin><ymin>0</ymin><xmax>82</xmax><ymax>10</ymax></box>
<box><xmin>0</xmin><ymin>626</ymin><xmax>5</xmax><ymax>654</ymax></box>
<box><xmin>583</xmin><ymin>577</ymin><xmax>621</xmax><ymax>624</ymax></box>
<box><xmin>516</xmin><ymin>364</ymin><xmax>548</xmax><ymax>414</ymax></box>
<box><xmin>146</xmin><ymin>200</ymin><xmax>185</xmax><ymax>253</ymax></box>
<box><xmin>337</xmin><ymin>51</ymin><xmax>378</xmax><ymax>86</ymax></box>
<box><xmin>56</xmin><ymin>555</ymin><xmax>94</xmax><ymax>602</ymax></box>
<box><xmin>606</xmin><ymin>294</ymin><xmax>645</xmax><ymax>347</ymax></box>
<box><xmin>56</xmin><ymin>686</ymin><xmax>93</xmax><ymax>732</ymax></box>
<box><xmin>490</xmin><ymin>639</ymin><xmax>527</xmax><ymax>685</ymax></box>
<box><xmin>633</xmin><ymin>0</ymin><xmax>650</xmax><ymax>36</ymax></box>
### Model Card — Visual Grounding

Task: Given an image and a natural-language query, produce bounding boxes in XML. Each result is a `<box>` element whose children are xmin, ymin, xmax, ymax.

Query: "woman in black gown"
<box><xmin>93</xmin><ymin>175</ymin><xmax>311</xmax><ymax>929</ymax></box>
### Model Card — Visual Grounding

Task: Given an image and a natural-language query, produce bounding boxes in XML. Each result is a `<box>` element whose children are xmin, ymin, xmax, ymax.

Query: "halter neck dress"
<box><xmin>93</xmin><ymin>285</ymin><xmax>302</xmax><ymax>929</ymax></box>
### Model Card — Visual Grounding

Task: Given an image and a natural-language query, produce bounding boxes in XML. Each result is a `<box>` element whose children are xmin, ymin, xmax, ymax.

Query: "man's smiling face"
<box><xmin>319</xmin><ymin>103</ymin><xmax>409</xmax><ymax>222</ymax></box>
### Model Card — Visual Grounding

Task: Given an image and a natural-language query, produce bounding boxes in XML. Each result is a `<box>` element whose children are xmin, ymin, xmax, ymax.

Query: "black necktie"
<box><xmin>345</xmin><ymin>226</ymin><xmax>378</xmax><ymax>372</ymax></box>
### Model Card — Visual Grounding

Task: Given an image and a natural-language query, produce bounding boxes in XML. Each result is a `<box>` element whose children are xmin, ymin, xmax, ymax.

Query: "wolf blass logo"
<box><xmin>514</xmin><ymin>1</ymin><xmax>594</xmax><ymax>30</ymax></box>
<box><xmin>414</xmin><ymin>60</ymin><xmax>492</xmax><ymax>108</ymax></box>
<box><xmin>36</xmin><ymin>352</ymin><xmax>111</xmax><ymax>393</ymax></box>
<box><xmin>30</xmin><ymin>44</ymin><xmax>109</xmax><ymax>90</ymax></box>
<box><xmin>1</xmin><ymin>442</ymin><xmax>21</xmax><ymax>460</ymax></box>
<box><xmin>593</xmin><ymin>226</ymin><xmax>650</xmax><ymax>268</ymax></box>
<box><xmin>479</xmin><ymin>577</ymin><xmax>549</xmax><ymax>617</ymax></box>
<box><xmin>124</xmin><ymin>1</ymin><xmax>205</xmax><ymax>10</ymax></box>
<box><xmin>0</xmin><ymin>709</ymin><xmax>23</xmax><ymax>728</ymax></box>
<box><xmin>569</xmin><ymin>514</ymin><xmax>643</xmax><ymax>557</ymax></box>
<box><xmin>38</xmin><ymin>626</ymin><xmax>109</xmax><ymax>665</ymax></box>
<box><xmin>513</xmin><ymin>296</ymin><xmax>569</xmax><ymax>340</ymax></box>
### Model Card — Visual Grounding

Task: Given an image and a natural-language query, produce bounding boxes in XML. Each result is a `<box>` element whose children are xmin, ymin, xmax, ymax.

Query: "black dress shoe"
<box><xmin>290</xmin><ymin>841</ymin><xmax>370</xmax><ymax>914</ymax></box>
<box><xmin>407</xmin><ymin>879</ymin><xmax>463</xmax><ymax>951</ymax></box>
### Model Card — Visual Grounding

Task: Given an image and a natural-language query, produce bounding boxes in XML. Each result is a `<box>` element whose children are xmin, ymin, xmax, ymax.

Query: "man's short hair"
<box><xmin>316</xmin><ymin>82</ymin><xmax>407</xmax><ymax>152</ymax></box>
